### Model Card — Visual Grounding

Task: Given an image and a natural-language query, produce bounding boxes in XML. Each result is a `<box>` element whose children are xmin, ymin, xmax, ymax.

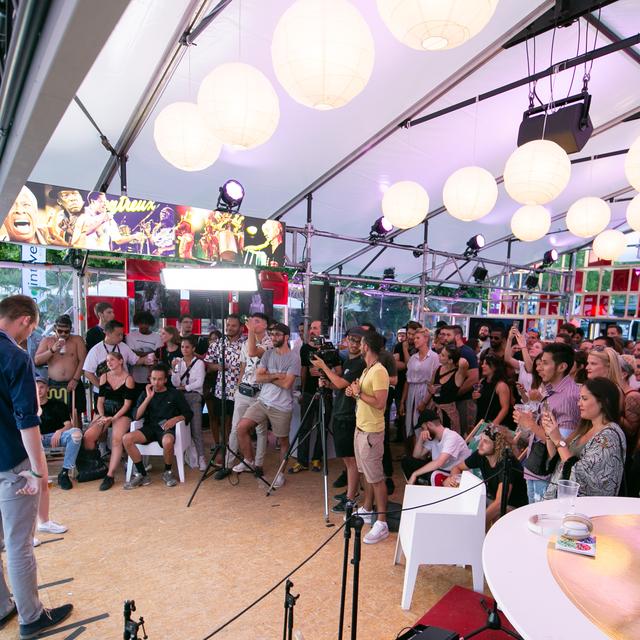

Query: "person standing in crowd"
<box><xmin>235</xmin><ymin>323</ymin><xmax>300</xmax><ymax>489</ymax></box>
<box><xmin>401</xmin><ymin>409</ymin><xmax>470</xmax><ymax>485</ymax></box>
<box><xmin>290</xmin><ymin>319</ymin><xmax>326</xmax><ymax>473</ymax></box>
<box><xmin>205</xmin><ymin>314</ymin><xmax>244</xmax><ymax>455</ymax></box>
<box><xmin>429</xmin><ymin>345</ymin><xmax>468</xmax><ymax>433</ymax></box>
<box><xmin>312</xmin><ymin>328</ymin><xmax>366</xmax><ymax>513</ymax></box>
<box><xmin>219</xmin><ymin>312</ymin><xmax>272</xmax><ymax>479</ymax></box>
<box><xmin>586</xmin><ymin>346</ymin><xmax>623</xmax><ymax>386</ymax></box>
<box><xmin>178</xmin><ymin>314</ymin><xmax>208</xmax><ymax>355</ymax></box>
<box><xmin>125</xmin><ymin>311</ymin><xmax>162</xmax><ymax>396</ymax></box>
<box><xmin>85</xmin><ymin>302</ymin><xmax>114</xmax><ymax>351</ymax></box>
<box><xmin>607</xmin><ymin>324</ymin><xmax>624</xmax><ymax>340</ymax></box>
<box><xmin>396</xmin><ymin>328</ymin><xmax>406</xmax><ymax>344</ymax></box>
<box><xmin>487</xmin><ymin>325</ymin><xmax>507</xmax><ymax>359</ymax></box>
<box><xmin>477</xmin><ymin>325</ymin><xmax>491</xmax><ymax>353</ymax></box>
<box><xmin>123</xmin><ymin>364</ymin><xmax>193</xmax><ymax>489</ymax></box>
<box><xmin>82</xmin><ymin>352</ymin><xmax>136</xmax><ymax>491</ymax></box>
<box><xmin>440</xmin><ymin>325</ymin><xmax>479</xmax><ymax>434</ymax></box>
<box><xmin>618</xmin><ymin>355</ymin><xmax>640</xmax><ymax>495</ymax></box>
<box><xmin>34</xmin><ymin>314</ymin><xmax>87</xmax><ymax>425</ymax></box>
<box><xmin>543</xmin><ymin>377</ymin><xmax>626</xmax><ymax>498</ymax></box>
<box><xmin>504</xmin><ymin>326</ymin><xmax>543</xmax><ymax>395</ymax></box>
<box><xmin>393</xmin><ymin>321</ymin><xmax>420</xmax><ymax>442</ymax></box>
<box><xmin>171</xmin><ymin>336</ymin><xmax>207</xmax><ymax>471</ymax></box>
<box><xmin>0</xmin><ymin>295</ymin><xmax>73</xmax><ymax>638</ymax></box>
<box><xmin>155</xmin><ymin>325</ymin><xmax>182</xmax><ymax>370</ymax></box>
<box><xmin>346</xmin><ymin>331</ymin><xmax>390</xmax><ymax>544</ymax></box>
<box><xmin>473</xmin><ymin>354</ymin><xmax>514</xmax><ymax>428</ymax></box>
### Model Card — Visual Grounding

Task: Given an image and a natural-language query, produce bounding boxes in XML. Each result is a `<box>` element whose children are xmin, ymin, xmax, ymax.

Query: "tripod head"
<box><xmin>123</xmin><ymin>600</ymin><xmax>148</xmax><ymax>640</ymax></box>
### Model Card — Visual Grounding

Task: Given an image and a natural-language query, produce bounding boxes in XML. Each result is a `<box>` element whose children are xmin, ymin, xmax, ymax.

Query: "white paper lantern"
<box><xmin>271</xmin><ymin>0</ymin><xmax>375</xmax><ymax>110</ymax></box>
<box><xmin>153</xmin><ymin>102</ymin><xmax>222</xmax><ymax>171</ymax></box>
<box><xmin>442</xmin><ymin>166</ymin><xmax>497</xmax><ymax>221</ymax></box>
<box><xmin>503</xmin><ymin>140</ymin><xmax>571</xmax><ymax>205</ymax></box>
<box><xmin>592</xmin><ymin>229</ymin><xmax>626</xmax><ymax>261</ymax></box>
<box><xmin>625</xmin><ymin>135</ymin><xmax>640</xmax><ymax>190</ymax></box>
<box><xmin>510</xmin><ymin>205</ymin><xmax>551</xmax><ymax>242</ymax></box>
<box><xmin>626</xmin><ymin>194</ymin><xmax>640</xmax><ymax>231</ymax></box>
<box><xmin>198</xmin><ymin>63</ymin><xmax>280</xmax><ymax>151</ymax></box>
<box><xmin>381</xmin><ymin>181</ymin><xmax>429</xmax><ymax>229</ymax></box>
<box><xmin>376</xmin><ymin>0</ymin><xmax>499</xmax><ymax>51</ymax></box>
<box><xmin>566</xmin><ymin>197</ymin><xmax>611</xmax><ymax>238</ymax></box>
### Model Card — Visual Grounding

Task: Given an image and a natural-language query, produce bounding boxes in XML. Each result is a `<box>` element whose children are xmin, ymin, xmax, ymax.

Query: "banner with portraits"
<box><xmin>1</xmin><ymin>181</ymin><xmax>286</xmax><ymax>267</ymax></box>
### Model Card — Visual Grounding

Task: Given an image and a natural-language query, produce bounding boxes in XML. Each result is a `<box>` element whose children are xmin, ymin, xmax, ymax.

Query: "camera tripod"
<box><xmin>123</xmin><ymin>600</ymin><xmax>147</xmax><ymax>640</ymax></box>
<box><xmin>267</xmin><ymin>386</ymin><xmax>332</xmax><ymax>520</ymax></box>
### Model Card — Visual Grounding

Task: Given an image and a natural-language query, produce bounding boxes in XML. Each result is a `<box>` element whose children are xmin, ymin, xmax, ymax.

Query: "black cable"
<box><xmin>566</xmin><ymin>19</ymin><xmax>581</xmax><ymax>99</ymax></box>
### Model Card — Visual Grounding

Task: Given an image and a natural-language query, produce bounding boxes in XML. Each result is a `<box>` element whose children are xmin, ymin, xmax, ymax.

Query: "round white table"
<box><xmin>483</xmin><ymin>497</ymin><xmax>640</xmax><ymax>640</ymax></box>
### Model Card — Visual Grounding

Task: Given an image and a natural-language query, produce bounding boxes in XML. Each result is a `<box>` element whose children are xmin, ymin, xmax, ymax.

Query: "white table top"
<box><xmin>483</xmin><ymin>497</ymin><xmax>640</xmax><ymax>640</ymax></box>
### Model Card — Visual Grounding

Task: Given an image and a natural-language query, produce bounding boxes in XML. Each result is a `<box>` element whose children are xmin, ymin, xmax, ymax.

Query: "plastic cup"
<box><xmin>556</xmin><ymin>479</ymin><xmax>580</xmax><ymax>514</ymax></box>
<box><xmin>145</xmin><ymin>353</ymin><xmax>155</xmax><ymax>365</ymax></box>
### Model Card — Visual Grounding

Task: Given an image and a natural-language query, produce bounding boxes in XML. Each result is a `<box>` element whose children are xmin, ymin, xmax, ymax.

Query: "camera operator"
<box><xmin>311</xmin><ymin>328</ymin><xmax>366</xmax><ymax>513</ymax></box>
<box><xmin>291</xmin><ymin>320</ymin><xmax>332</xmax><ymax>473</ymax></box>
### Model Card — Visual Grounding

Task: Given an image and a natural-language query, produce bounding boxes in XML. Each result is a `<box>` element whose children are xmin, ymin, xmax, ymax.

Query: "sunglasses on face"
<box><xmin>56</xmin><ymin>327</ymin><xmax>70</xmax><ymax>335</ymax></box>
<box><xmin>348</xmin><ymin>336</ymin><xmax>362</xmax><ymax>343</ymax></box>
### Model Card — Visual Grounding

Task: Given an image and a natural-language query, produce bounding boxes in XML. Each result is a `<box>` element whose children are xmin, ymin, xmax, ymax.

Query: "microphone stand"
<box><xmin>464</xmin><ymin>448</ymin><xmax>521</xmax><ymax>640</ymax></box>
<box><xmin>337</xmin><ymin>502</ymin><xmax>364</xmax><ymax>640</ymax></box>
<box><xmin>282</xmin><ymin>579</ymin><xmax>299</xmax><ymax>640</ymax></box>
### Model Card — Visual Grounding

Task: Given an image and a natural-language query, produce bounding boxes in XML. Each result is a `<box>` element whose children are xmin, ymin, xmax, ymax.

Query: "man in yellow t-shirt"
<box><xmin>346</xmin><ymin>331</ymin><xmax>390</xmax><ymax>544</ymax></box>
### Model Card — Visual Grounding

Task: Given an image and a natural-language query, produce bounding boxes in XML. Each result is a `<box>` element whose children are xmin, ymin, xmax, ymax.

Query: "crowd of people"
<box><xmin>2</xmin><ymin>292</ymin><xmax>639</xmax><ymax>635</ymax></box>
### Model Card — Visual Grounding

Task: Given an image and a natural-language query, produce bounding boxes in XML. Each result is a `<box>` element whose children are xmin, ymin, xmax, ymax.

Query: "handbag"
<box><xmin>524</xmin><ymin>440</ymin><xmax>551</xmax><ymax>475</ymax></box>
<box><xmin>239</xmin><ymin>382</ymin><xmax>260</xmax><ymax>397</ymax></box>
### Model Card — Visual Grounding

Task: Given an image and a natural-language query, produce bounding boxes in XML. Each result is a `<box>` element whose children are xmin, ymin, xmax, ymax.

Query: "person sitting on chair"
<box><xmin>401</xmin><ymin>409</ymin><xmax>470</xmax><ymax>486</ymax></box>
<box><xmin>122</xmin><ymin>364</ymin><xmax>193</xmax><ymax>489</ymax></box>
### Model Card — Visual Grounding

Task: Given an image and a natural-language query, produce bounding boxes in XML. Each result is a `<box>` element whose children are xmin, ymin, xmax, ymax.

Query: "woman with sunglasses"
<box><xmin>445</xmin><ymin>426</ymin><xmax>527</xmax><ymax>527</ymax></box>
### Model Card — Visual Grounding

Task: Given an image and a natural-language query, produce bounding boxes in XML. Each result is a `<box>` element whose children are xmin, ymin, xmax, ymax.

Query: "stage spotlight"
<box><xmin>383</xmin><ymin>267</ymin><xmax>395</xmax><ymax>280</ymax></box>
<box><xmin>542</xmin><ymin>248</ymin><xmax>559</xmax><ymax>267</ymax></box>
<box><xmin>370</xmin><ymin>216</ymin><xmax>393</xmax><ymax>238</ymax></box>
<box><xmin>464</xmin><ymin>234</ymin><xmax>485</xmax><ymax>257</ymax></box>
<box><xmin>525</xmin><ymin>273</ymin><xmax>539</xmax><ymax>290</ymax></box>
<box><xmin>471</xmin><ymin>266</ymin><xmax>488</xmax><ymax>283</ymax></box>
<box><xmin>217</xmin><ymin>179</ymin><xmax>245</xmax><ymax>211</ymax></box>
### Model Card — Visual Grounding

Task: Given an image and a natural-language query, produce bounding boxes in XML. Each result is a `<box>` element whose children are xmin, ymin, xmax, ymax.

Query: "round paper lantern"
<box><xmin>503</xmin><ymin>140</ymin><xmax>571</xmax><ymax>205</ymax></box>
<box><xmin>271</xmin><ymin>0</ymin><xmax>375</xmax><ymax>110</ymax></box>
<box><xmin>510</xmin><ymin>205</ymin><xmax>551</xmax><ymax>242</ymax></box>
<box><xmin>626</xmin><ymin>194</ymin><xmax>640</xmax><ymax>231</ymax></box>
<box><xmin>442</xmin><ymin>166</ymin><xmax>497</xmax><ymax>221</ymax></box>
<box><xmin>592</xmin><ymin>229</ymin><xmax>626</xmax><ymax>261</ymax></box>
<box><xmin>376</xmin><ymin>0</ymin><xmax>499</xmax><ymax>51</ymax></box>
<box><xmin>381</xmin><ymin>181</ymin><xmax>429</xmax><ymax>229</ymax></box>
<box><xmin>153</xmin><ymin>102</ymin><xmax>222</xmax><ymax>171</ymax></box>
<box><xmin>566</xmin><ymin>197</ymin><xmax>611</xmax><ymax>238</ymax></box>
<box><xmin>624</xmin><ymin>135</ymin><xmax>640</xmax><ymax>190</ymax></box>
<box><xmin>198</xmin><ymin>63</ymin><xmax>280</xmax><ymax>150</ymax></box>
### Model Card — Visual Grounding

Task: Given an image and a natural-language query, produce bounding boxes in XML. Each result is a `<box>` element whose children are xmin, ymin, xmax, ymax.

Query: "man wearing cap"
<box><xmin>234</xmin><ymin>322</ymin><xmax>301</xmax><ymax>489</ymax></box>
<box><xmin>34</xmin><ymin>314</ymin><xmax>87</xmax><ymax>425</ymax></box>
<box><xmin>401</xmin><ymin>409</ymin><xmax>470</xmax><ymax>486</ymax></box>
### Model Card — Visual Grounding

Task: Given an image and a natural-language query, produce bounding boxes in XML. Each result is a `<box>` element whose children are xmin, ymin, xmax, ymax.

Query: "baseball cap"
<box><xmin>397</xmin><ymin>328</ymin><xmax>407</xmax><ymax>335</ymax></box>
<box><xmin>347</xmin><ymin>326</ymin><xmax>366</xmax><ymax>337</ymax></box>
<box><xmin>35</xmin><ymin>374</ymin><xmax>48</xmax><ymax>384</ymax></box>
<box><xmin>269</xmin><ymin>322</ymin><xmax>290</xmax><ymax>336</ymax></box>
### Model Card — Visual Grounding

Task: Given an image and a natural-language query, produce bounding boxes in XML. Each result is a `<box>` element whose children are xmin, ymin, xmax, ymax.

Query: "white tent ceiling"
<box><xmin>28</xmin><ymin>0</ymin><xmax>640</xmax><ymax>281</ymax></box>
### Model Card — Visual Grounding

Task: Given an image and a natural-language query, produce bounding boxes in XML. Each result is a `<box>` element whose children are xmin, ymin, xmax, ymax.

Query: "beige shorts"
<box><xmin>354</xmin><ymin>428</ymin><xmax>385</xmax><ymax>484</ymax></box>
<box><xmin>242</xmin><ymin>401</ymin><xmax>292</xmax><ymax>438</ymax></box>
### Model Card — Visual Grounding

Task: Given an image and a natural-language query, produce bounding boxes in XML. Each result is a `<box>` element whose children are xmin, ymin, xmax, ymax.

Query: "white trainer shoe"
<box><xmin>37</xmin><ymin>520</ymin><xmax>68</xmax><ymax>534</ymax></box>
<box><xmin>198</xmin><ymin>456</ymin><xmax>207</xmax><ymax>472</ymax></box>
<box><xmin>351</xmin><ymin>506</ymin><xmax>374</xmax><ymax>525</ymax></box>
<box><xmin>232</xmin><ymin>460</ymin><xmax>254</xmax><ymax>473</ymax></box>
<box><xmin>273</xmin><ymin>472</ymin><xmax>286</xmax><ymax>489</ymax></box>
<box><xmin>32</xmin><ymin>537</ymin><xmax>41</xmax><ymax>547</ymax></box>
<box><xmin>364</xmin><ymin>520</ymin><xmax>389</xmax><ymax>544</ymax></box>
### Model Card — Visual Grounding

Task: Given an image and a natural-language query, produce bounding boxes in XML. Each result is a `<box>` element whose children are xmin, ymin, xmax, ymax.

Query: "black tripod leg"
<box><xmin>187</xmin><ymin>443</ymin><xmax>223</xmax><ymax>507</ymax></box>
<box><xmin>337</xmin><ymin>504</ymin><xmax>353</xmax><ymax>640</ymax></box>
<box><xmin>350</xmin><ymin>516</ymin><xmax>364</xmax><ymax>640</ymax></box>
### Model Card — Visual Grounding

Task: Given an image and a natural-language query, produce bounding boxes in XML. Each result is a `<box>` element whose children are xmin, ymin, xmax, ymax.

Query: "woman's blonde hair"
<box><xmin>589</xmin><ymin>347</ymin><xmax>623</xmax><ymax>387</ymax></box>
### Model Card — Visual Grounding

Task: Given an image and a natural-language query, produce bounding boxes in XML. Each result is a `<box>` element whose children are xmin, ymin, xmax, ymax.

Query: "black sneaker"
<box><xmin>332</xmin><ymin>470</ymin><xmax>347</xmax><ymax>488</ymax></box>
<box><xmin>0</xmin><ymin>602</ymin><xmax>17</xmax><ymax>630</ymax></box>
<box><xmin>19</xmin><ymin>604</ymin><xmax>73</xmax><ymax>639</ymax></box>
<box><xmin>99</xmin><ymin>475</ymin><xmax>114</xmax><ymax>492</ymax></box>
<box><xmin>333</xmin><ymin>491</ymin><xmax>347</xmax><ymax>502</ymax></box>
<box><xmin>385</xmin><ymin>477</ymin><xmax>395</xmax><ymax>495</ymax></box>
<box><xmin>57</xmin><ymin>470</ymin><xmax>72</xmax><ymax>491</ymax></box>
<box><xmin>253</xmin><ymin>465</ymin><xmax>264</xmax><ymax>477</ymax></box>
<box><xmin>213</xmin><ymin>468</ymin><xmax>232</xmax><ymax>481</ymax></box>
<box><xmin>331</xmin><ymin>501</ymin><xmax>347</xmax><ymax>513</ymax></box>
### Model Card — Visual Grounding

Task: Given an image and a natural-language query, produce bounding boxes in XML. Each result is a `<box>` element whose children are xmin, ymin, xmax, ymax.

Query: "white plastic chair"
<box><xmin>125</xmin><ymin>420</ymin><xmax>191</xmax><ymax>483</ymax></box>
<box><xmin>393</xmin><ymin>470</ymin><xmax>486</xmax><ymax>610</ymax></box>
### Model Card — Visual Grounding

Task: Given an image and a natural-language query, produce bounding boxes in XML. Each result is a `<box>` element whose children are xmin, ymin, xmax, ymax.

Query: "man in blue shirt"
<box><xmin>0</xmin><ymin>295</ymin><xmax>72</xmax><ymax>638</ymax></box>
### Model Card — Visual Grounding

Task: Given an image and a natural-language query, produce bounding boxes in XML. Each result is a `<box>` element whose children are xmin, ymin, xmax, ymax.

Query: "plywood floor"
<box><xmin>5</xmin><ymin>441</ymin><xmax>479</xmax><ymax>640</ymax></box>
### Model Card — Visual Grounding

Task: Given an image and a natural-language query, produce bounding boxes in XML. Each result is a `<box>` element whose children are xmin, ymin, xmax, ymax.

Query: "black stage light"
<box><xmin>542</xmin><ymin>249</ymin><xmax>558</xmax><ymax>267</ymax></box>
<box><xmin>472</xmin><ymin>266</ymin><xmax>488</xmax><ymax>283</ymax></box>
<box><xmin>525</xmin><ymin>273</ymin><xmax>539</xmax><ymax>290</ymax></box>
<box><xmin>464</xmin><ymin>234</ymin><xmax>485</xmax><ymax>257</ymax></box>
<box><xmin>217</xmin><ymin>179</ymin><xmax>245</xmax><ymax>211</ymax></box>
<box><xmin>370</xmin><ymin>216</ymin><xmax>393</xmax><ymax>238</ymax></box>
<box><xmin>383</xmin><ymin>267</ymin><xmax>395</xmax><ymax>280</ymax></box>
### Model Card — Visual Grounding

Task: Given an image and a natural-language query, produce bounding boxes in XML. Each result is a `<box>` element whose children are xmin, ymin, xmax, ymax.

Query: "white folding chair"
<box><xmin>125</xmin><ymin>420</ymin><xmax>191</xmax><ymax>483</ymax></box>
<box><xmin>393</xmin><ymin>470</ymin><xmax>486</xmax><ymax>610</ymax></box>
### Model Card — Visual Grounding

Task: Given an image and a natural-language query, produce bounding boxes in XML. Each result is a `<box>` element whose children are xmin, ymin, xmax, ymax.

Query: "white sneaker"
<box><xmin>37</xmin><ymin>520</ymin><xmax>68</xmax><ymax>534</ymax></box>
<box><xmin>364</xmin><ymin>520</ymin><xmax>389</xmax><ymax>544</ymax></box>
<box><xmin>33</xmin><ymin>537</ymin><xmax>41</xmax><ymax>547</ymax></box>
<box><xmin>232</xmin><ymin>460</ymin><xmax>254</xmax><ymax>473</ymax></box>
<box><xmin>273</xmin><ymin>472</ymin><xmax>286</xmax><ymax>489</ymax></box>
<box><xmin>198</xmin><ymin>456</ymin><xmax>207</xmax><ymax>472</ymax></box>
<box><xmin>351</xmin><ymin>506</ymin><xmax>374</xmax><ymax>525</ymax></box>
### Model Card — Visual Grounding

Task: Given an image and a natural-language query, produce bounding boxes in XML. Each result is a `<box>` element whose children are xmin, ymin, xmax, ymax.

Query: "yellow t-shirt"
<box><xmin>356</xmin><ymin>361</ymin><xmax>389</xmax><ymax>433</ymax></box>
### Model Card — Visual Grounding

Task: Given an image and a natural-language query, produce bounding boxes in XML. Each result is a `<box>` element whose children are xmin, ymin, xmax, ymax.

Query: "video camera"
<box><xmin>309</xmin><ymin>335</ymin><xmax>342</xmax><ymax>369</ymax></box>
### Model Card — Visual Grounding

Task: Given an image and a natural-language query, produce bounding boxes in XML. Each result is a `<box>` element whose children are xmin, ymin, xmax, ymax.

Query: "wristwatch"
<box><xmin>555</xmin><ymin>439</ymin><xmax>567</xmax><ymax>448</ymax></box>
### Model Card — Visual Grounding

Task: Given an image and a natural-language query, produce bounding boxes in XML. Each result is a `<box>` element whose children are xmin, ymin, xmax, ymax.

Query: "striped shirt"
<box><xmin>544</xmin><ymin>374</ymin><xmax>581</xmax><ymax>438</ymax></box>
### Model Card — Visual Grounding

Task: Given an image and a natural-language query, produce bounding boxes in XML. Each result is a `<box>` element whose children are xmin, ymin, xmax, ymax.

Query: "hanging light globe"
<box><xmin>442</xmin><ymin>166</ymin><xmax>498</xmax><ymax>221</ymax></box>
<box><xmin>271</xmin><ymin>0</ymin><xmax>375</xmax><ymax>110</ymax></box>
<box><xmin>625</xmin><ymin>135</ymin><xmax>640</xmax><ymax>190</ymax></box>
<box><xmin>376</xmin><ymin>0</ymin><xmax>499</xmax><ymax>51</ymax></box>
<box><xmin>626</xmin><ymin>194</ymin><xmax>640</xmax><ymax>231</ymax></box>
<box><xmin>566</xmin><ymin>197</ymin><xmax>611</xmax><ymax>238</ymax></box>
<box><xmin>381</xmin><ymin>181</ymin><xmax>429</xmax><ymax>229</ymax></box>
<box><xmin>592</xmin><ymin>229</ymin><xmax>626</xmax><ymax>261</ymax></box>
<box><xmin>510</xmin><ymin>205</ymin><xmax>551</xmax><ymax>242</ymax></box>
<box><xmin>198</xmin><ymin>63</ymin><xmax>280</xmax><ymax>151</ymax></box>
<box><xmin>153</xmin><ymin>102</ymin><xmax>222</xmax><ymax>171</ymax></box>
<box><xmin>503</xmin><ymin>140</ymin><xmax>571</xmax><ymax>205</ymax></box>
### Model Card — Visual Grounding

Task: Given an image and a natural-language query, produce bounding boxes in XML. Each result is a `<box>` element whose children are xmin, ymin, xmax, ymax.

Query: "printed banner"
<box><xmin>1</xmin><ymin>182</ymin><xmax>286</xmax><ymax>266</ymax></box>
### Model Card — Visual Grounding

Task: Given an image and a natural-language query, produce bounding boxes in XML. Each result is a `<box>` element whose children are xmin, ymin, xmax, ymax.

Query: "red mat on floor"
<box><xmin>414</xmin><ymin>586</ymin><xmax>519</xmax><ymax>639</ymax></box>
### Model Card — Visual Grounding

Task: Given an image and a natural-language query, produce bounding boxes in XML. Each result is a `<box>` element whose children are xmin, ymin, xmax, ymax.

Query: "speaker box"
<box><xmin>308</xmin><ymin>283</ymin><xmax>335</xmax><ymax>327</ymax></box>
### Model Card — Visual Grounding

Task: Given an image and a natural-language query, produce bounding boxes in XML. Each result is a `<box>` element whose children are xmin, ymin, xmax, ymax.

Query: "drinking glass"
<box><xmin>556</xmin><ymin>479</ymin><xmax>580</xmax><ymax>514</ymax></box>
<box><xmin>432</xmin><ymin>384</ymin><xmax>442</xmax><ymax>397</ymax></box>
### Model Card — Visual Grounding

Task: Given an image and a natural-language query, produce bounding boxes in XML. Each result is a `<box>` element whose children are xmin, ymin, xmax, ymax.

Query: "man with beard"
<box><xmin>0</xmin><ymin>186</ymin><xmax>49</xmax><ymax>245</ymax></box>
<box><xmin>47</xmin><ymin>188</ymin><xmax>85</xmax><ymax>246</ymax></box>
